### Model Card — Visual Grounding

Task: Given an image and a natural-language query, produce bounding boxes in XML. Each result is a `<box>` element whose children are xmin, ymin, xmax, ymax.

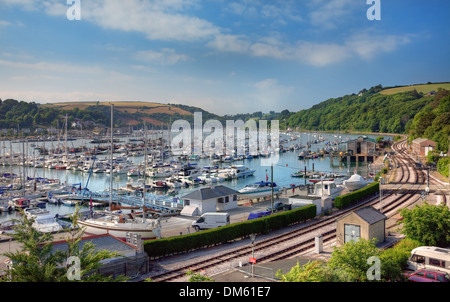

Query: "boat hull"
<box><xmin>77</xmin><ymin>220</ymin><xmax>160</xmax><ymax>240</ymax></box>
<box><xmin>239</xmin><ymin>188</ymin><xmax>280</xmax><ymax>199</ymax></box>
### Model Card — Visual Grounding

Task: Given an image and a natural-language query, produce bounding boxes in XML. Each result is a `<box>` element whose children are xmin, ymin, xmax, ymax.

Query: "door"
<box><xmin>344</xmin><ymin>224</ymin><xmax>361</xmax><ymax>243</ymax></box>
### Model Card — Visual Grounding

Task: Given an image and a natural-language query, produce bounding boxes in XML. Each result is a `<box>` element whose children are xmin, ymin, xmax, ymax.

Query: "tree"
<box><xmin>327</xmin><ymin>238</ymin><xmax>380</xmax><ymax>281</ymax></box>
<box><xmin>399</xmin><ymin>202</ymin><xmax>450</xmax><ymax>247</ymax></box>
<box><xmin>1</xmin><ymin>211</ymin><xmax>65</xmax><ymax>282</ymax></box>
<box><xmin>276</xmin><ymin>260</ymin><xmax>354</xmax><ymax>282</ymax></box>
<box><xmin>1</xmin><ymin>207</ymin><xmax>126</xmax><ymax>282</ymax></box>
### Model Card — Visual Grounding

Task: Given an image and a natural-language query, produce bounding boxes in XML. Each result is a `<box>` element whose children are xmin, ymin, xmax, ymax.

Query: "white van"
<box><xmin>192</xmin><ymin>212</ymin><xmax>230</xmax><ymax>231</ymax></box>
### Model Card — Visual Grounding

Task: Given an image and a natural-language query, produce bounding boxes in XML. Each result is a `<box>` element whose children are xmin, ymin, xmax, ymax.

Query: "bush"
<box><xmin>437</xmin><ymin>157</ymin><xmax>450</xmax><ymax>178</ymax></box>
<box><xmin>143</xmin><ymin>204</ymin><xmax>316</xmax><ymax>258</ymax></box>
<box><xmin>334</xmin><ymin>182</ymin><xmax>379</xmax><ymax>209</ymax></box>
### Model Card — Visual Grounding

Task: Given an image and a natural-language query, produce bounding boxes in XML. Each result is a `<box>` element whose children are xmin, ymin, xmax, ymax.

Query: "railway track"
<box><xmin>146</xmin><ymin>139</ymin><xmax>442</xmax><ymax>282</ymax></box>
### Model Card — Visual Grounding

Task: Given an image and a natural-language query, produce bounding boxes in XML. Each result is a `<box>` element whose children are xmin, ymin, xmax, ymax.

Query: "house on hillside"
<box><xmin>411</xmin><ymin>138</ymin><xmax>436</xmax><ymax>157</ymax></box>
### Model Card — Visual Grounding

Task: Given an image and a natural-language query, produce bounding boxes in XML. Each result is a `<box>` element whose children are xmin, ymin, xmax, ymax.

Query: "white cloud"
<box><xmin>207</xmin><ymin>31</ymin><xmax>411</xmax><ymax>67</ymax></box>
<box><xmin>250</xmin><ymin>78</ymin><xmax>294</xmax><ymax>111</ymax></box>
<box><xmin>308</xmin><ymin>0</ymin><xmax>357</xmax><ymax>29</ymax></box>
<box><xmin>80</xmin><ymin>0</ymin><xmax>219</xmax><ymax>42</ymax></box>
<box><xmin>345</xmin><ymin>32</ymin><xmax>412</xmax><ymax>60</ymax></box>
<box><xmin>135</xmin><ymin>48</ymin><xmax>191</xmax><ymax>65</ymax></box>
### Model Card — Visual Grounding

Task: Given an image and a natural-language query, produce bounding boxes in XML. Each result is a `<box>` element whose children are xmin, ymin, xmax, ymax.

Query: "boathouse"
<box><xmin>411</xmin><ymin>138</ymin><xmax>436</xmax><ymax>157</ymax></box>
<box><xmin>335</xmin><ymin>206</ymin><xmax>387</xmax><ymax>247</ymax></box>
<box><xmin>180</xmin><ymin>185</ymin><xmax>239</xmax><ymax>216</ymax></box>
<box><xmin>345</xmin><ymin>136</ymin><xmax>377</xmax><ymax>163</ymax></box>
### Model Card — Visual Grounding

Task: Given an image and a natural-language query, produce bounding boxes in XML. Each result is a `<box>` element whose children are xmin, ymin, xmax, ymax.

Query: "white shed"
<box><xmin>180</xmin><ymin>185</ymin><xmax>239</xmax><ymax>216</ymax></box>
<box><xmin>288</xmin><ymin>195</ymin><xmax>332</xmax><ymax>216</ymax></box>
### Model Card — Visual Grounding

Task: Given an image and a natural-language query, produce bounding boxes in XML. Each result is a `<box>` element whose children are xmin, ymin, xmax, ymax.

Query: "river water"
<box><xmin>0</xmin><ymin>131</ymin><xmax>391</xmax><ymax>223</ymax></box>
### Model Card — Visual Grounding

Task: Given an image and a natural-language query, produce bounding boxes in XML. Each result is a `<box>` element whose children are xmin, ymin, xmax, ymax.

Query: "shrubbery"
<box><xmin>334</xmin><ymin>182</ymin><xmax>379</xmax><ymax>209</ymax></box>
<box><xmin>143</xmin><ymin>204</ymin><xmax>316</xmax><ymax>258</ymax></box>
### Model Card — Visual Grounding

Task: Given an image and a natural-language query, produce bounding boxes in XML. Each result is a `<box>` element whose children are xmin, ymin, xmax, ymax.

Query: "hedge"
<box><xmin>143</xmin><ymin>204</ymin><xmax>316</xmax><ymax>259</ymax></box>
<box><xmin>334</xmin><ymin>181</ymin><xmax>380</xmax><ymax>209</ymax></box>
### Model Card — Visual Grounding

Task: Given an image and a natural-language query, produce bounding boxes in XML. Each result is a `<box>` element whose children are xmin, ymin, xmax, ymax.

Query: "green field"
<box><xmin>380</xmin><ymin>82</ymin><xmax>450</xmax><ymax>95</ymax></box>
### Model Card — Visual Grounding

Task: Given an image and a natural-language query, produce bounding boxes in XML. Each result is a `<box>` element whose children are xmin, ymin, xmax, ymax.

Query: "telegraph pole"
<box><xmin>271</xmin><ymin>164</ymin><xmax>274</xmax><ymax>214</ymax></box>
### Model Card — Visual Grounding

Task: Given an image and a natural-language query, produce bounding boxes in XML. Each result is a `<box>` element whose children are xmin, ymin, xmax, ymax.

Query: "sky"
<box><xmin>0</xmin><ymin>0</ymin><xmax>449</xmax><ymax>115</ymax></box>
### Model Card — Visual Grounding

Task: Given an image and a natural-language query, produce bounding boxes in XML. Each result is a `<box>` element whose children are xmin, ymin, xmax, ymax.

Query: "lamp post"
<box><xmin>379</xmin><ymin>176</ymin><xmax>383</xmax><ymax>213</ymax></box>
<box><xmin>249</xmin><ymin>234</ymin><xmax>256</xmax><ymax>278</ymax></box>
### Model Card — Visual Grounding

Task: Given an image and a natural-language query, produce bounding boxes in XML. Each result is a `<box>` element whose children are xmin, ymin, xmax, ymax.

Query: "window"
<box><xmin>436</xmin><ymin>274</ymin><xmax>445</xmax><ymax>282</ymax></box>
<box><xmin>218</xmin><ymin>197</ymin><xmax>224</xmax><ymax>203</ymax></box>
<box><xmin>425</xmin><ymin>273</ymin><xmax>435</xmax><ymax>280</ymax></box>
<box><xmin>233</xmin><ymin>194</ymin><xmax>237</xmax><ymax>201</ymax></box>
<box><xmin>344</xmin><ymin>224</ymin><xmax>360</xmax><ymax>243</ymax></box>
<box><xmin>225</xmin><ymin>196</ymin><xmax>229</xmax><ymax>203</ymax></box>
<box><xmin>429</xmin><ymin>258</ymin><xmax>445</xmax><ymax>268</ymax></box>
<box><xmin>411</xmin><ymin>255</ymin><xmax>425</xmax><ymax>264</ymax></box>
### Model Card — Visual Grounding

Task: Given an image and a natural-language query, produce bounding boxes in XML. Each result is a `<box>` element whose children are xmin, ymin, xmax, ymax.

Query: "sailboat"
<box><xmin>77</xmin><ymin>105</ymin><xmax>162</xmax><ymax>240</ymax></box>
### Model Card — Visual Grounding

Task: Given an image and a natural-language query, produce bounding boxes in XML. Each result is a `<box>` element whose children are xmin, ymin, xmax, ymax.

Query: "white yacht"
<box><xmin>77</xmin><ymin>211</ymin><xmax>161</xmax><ymax>240</ymax></box>
<box><xmin>24</xmin><ymin>207</ymin><xmax>62</xmax><ymax>233</ymax></box>
<box><xmin>343</xmin><ymin>173</ymin><xmax>368</xmax><ymax>192</ymax></box>
<box><xmin>219</xmin><ymin>165</ymin><xmax>255</xmax><ymax>179</ymax></box>
<box><xmin>238</xmin><ymin>181</ymin><xmax>279</xmax><ymax>198</ymax></box>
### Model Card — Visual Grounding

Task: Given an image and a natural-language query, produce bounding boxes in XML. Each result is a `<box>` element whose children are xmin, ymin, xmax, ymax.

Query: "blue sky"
<box><xmin>0</xmin><ymin>0</ymin><xmax>449</xmax><ymax>115</ymax></box>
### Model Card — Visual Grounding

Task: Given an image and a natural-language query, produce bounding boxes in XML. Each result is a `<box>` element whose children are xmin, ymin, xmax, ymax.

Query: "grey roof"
<box><xmin>347</xmin><ymin>136</ymin><xmax>376</xmax><ymax>144</ymax></box>
<box><xmin>181</xmin><ymin>185</ymin><xmax>239</xmax><ymax>201</ymax></box>
<box><xmin>412</xmin><ymin>138</ymin><xmax>436</xmax><ymax>145</ymax></box>
<box><xmin>52</xmin><ymin>234</ymin><xmax>137</xmax><ymax>254</ymax></box>
<box><xmin>353</xmin><ymin>207</ymin><xmax>387</xmax><ymax>224</ymax></box>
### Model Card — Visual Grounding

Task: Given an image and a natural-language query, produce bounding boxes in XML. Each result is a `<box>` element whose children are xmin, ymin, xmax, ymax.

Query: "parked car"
<box><xmin>266</xmin><ymin>202</ymin><xmax>285</xmax><ymax>212</ymax></box>
<box><xmin>405</xmin><ymin>269</ymin><xmax>450</xmax><ymax>282</ymax></box>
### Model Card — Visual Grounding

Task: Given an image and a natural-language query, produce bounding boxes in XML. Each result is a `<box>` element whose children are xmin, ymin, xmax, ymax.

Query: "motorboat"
<box><xmin>77</xmin><ymin>211</ymin><xmax>161</xmax><ymax>240</ymax></box>
<box><xmin>24</xmin><ymin>207</ymin><xmax>50</xmax><ymax>219</ymax></box>
<box><xmin>238</xmin><ymin>181</ymin><xmax>280</xmax><ymax>198</ymax></box>
<box><xmin>9</xmin><ymin>198</ymin><xmax>30</xmax><ymax>211</ymax></box>
<box><xmin>343</xmin><ymin>173</ymin><xmax>368</xmax><ymax>192</ymax></box>
<box><xmin>219</xmin><ymin>165</ymin><xmax>255</xmax><ymax>179</ymax></box>
<box><xmin>151</xmin><ymin>180</ymin><xmax>169</xmax><ymax>190</ymax></box>
<box><xmin>47</xmin><ymin>193</ymin><xmax>63</xmax><ymax>205</ymax></box>
<box><xmin>32</xmin><ymin>214</ymin><xmax>63</xmax><ymax>233</ymax></box>
<box><xmin>231</xmin><ymin>165</ymin><xmax>256</xmax><ymax>178</ymax></box>
<box><xmin>24</xmin><ymin>207</ymin><xmax>62</xmax><ymax>233</ymax></box>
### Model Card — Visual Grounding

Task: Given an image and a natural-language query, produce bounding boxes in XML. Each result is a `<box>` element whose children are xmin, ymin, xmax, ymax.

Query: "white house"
<box><xmin>180</xmin><ymin>185</ymin><xmax>239</xmax><ymax>216</ymax></box>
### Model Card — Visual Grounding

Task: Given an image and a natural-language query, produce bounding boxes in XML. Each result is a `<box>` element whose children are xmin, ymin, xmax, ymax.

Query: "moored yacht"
<box><xmin>238</xmin><ymin>181</ymin><xmax>279</xmax><ymax>198</ymax></box>
<box><xmin>343</xmin><ymin>173</ymin><xmax>368</xmax><ymax>192</ymax></box>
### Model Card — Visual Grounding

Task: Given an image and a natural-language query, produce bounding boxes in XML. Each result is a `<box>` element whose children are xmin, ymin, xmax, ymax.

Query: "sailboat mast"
<box><xmin>110</xmin><ymin>104</ymin><xmax>114</xmax><ymax>209</ymax></box>
<box><xmin>143</xmin><ymin>121</ymin><xmax>147</xmax><ymax>213</ymax></box>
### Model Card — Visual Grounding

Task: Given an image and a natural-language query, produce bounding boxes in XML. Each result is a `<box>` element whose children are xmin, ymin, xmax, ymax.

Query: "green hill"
<box><xmin>286</xmin><ymin>83</ymin><xmax>450</xmax><ymax>152</ymax></box>
<box><xmin>380</xmin><ymin>82</ymin><xmax>450</xmax><ymax>95</ymax></box>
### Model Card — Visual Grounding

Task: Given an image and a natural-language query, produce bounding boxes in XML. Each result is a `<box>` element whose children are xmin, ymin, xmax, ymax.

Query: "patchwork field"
<box><xmin>379</xmin><ymin>82</ymin><xmax>450</xmax><ymax>95</ymax></box>
<box><xmin>42</xmin><ymin>101</ymin><xmax>193</xmax><ymax>116</ymax></box>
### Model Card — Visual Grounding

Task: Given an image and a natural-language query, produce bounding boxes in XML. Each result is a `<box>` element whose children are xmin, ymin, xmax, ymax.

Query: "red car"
<box><xmin>405</xmin><ymin>269</ymin><xmax>450</xmax><ymax>282</ymax></box>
